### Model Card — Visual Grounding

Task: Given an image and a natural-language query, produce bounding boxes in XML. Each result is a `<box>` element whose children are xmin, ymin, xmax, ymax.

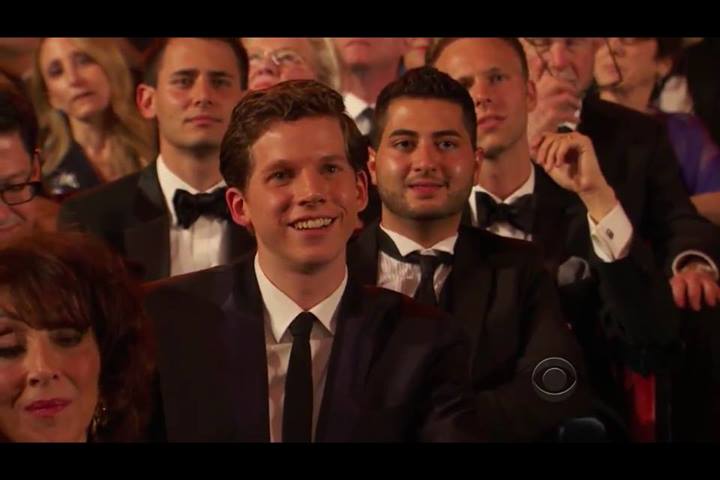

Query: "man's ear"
<box><xmin>473</xmin><ymin>147</ymin><xmax>484</xmax><ymax>185</ymax></box>
<box><xmin>367</xmin><ymin>146</ymin><xmax>379</xmax><ymax>186</ymax></box>
<box><xmin>526</xmin><ymin>78</ymin><xmax>538</xmax><ymax>113</ymax></box>
<box><xmin>136</xmin><ymin>83</ymin><xmax>157</xmax><ymax>120</ymax></box>
<box><xmin>226</xmin><ymin>187</ymin><xmax>254</xmax><ymax>234</ymax></box>
<box><xmin>30</xmin><ymin>149</ymin><xmax>42</xmax><ymax>180</ymax></box>
<box><xmin>355</xmin><ymin>169</ymin><xmax>369</xmax><ymax>214</ymax></box>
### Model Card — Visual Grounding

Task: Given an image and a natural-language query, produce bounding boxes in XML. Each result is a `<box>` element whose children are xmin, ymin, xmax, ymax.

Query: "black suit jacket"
<box><xmin>58</xmin><ymin>162</ymin><xmax>256</xmax><ymax>282</ymax></box>
<box><xmin>579</xmin><ymin>96</ymin><xmax>720</xmax><ymax>274</ymax></box>
<box><xmin>464</xmin><ymin>164</ymin><xmax>681</xmax><ymax>421</ymax></box>
<box><xmin>348</xmin><ymin>223</ymin><xmax>594</xmax><ymax>441</ymax></box>
<box><xmin>143</xmin><ymin>256</ymin><xmax>482</xmax><ymax>442</ymax></box>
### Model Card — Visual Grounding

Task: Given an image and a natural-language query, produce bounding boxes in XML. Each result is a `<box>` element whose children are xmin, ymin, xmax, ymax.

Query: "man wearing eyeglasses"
<box><xmin>520</xmin><ymin>37</ymin><xmax>720</xmax><ymax>314</ymax></box>
<box><xmin>0</xmin><ymin>88</ymin><xmax>58</xmax><ymax>247</ymax></box>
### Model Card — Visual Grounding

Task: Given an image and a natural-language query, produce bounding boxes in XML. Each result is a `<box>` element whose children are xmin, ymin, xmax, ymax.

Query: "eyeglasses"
<box><xmin>523</xmin><ymin>37</ymin><xmax>593</xmax><ymax>56</ymax></box>
<box><xmin>248</xmin><ymin>48</ymin><xmax>309</xmax><ymax>70</ymax></box>
<box><xmin>0</xmin><ymin>181</ymin><xmax>43</xmax><ymax>206</ymax></box>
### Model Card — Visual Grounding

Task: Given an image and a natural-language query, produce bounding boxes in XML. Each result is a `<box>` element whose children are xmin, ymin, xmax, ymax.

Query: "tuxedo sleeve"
<box><xmin>640</xmin><ymin>121</ymin><xmax>720</xmax><ymax>275</ymax></box>
<box><xmin>590</xmin><ymin>251</ymin><xmax>682</xmax><ymax>373</ymax></box>
<box><xmin>474</xmin><ymin>263</ymin><xmax>595</xmax><ymax>441</ymax></box>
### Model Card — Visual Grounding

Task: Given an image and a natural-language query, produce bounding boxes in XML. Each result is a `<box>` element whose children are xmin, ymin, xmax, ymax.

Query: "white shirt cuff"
<box><xmin>671</xmin><ymin>250</ymin><xmax>720</xmax><ymax>280</ymax></box>
<box><xmin>588</xmin><ymin>203</ymin><xmax>633</xmax><ymax>262</ymax></box>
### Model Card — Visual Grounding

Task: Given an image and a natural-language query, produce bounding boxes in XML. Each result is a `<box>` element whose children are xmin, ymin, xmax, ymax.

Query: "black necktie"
<box><xmin>475</xmin><ymin>191</ymin><xmax>535</xmax><ymax>234</ymax></box>
<box><xmin>172</xmin><ymin>187</ymin><xmax>230</xmax><ymax>229</ymax></box>
<box><xmin>377</xmin><ymin>229</ymin><xmax>453</xmax><ymax>307</ymax></box>
<box><xmin>282</xmin><ymin>311</ymin><xmax>315</xmax><ymax>443</ymax></box>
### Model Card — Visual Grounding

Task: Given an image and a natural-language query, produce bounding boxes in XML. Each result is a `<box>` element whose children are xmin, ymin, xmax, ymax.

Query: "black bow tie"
<box><xmin>475</xmin><ymin>191</ymin><xmax>535</xmax><ymax>233</ymax></box>
<box><xmin>173</xmin><ymin>187</ymin><xmax>230</xmax><ymax>229</ymax></box>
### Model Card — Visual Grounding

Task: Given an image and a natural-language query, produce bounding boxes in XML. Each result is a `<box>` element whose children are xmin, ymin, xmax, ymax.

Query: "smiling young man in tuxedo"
<box><xmin>347</xmin><ymin>66</ymin><xmax>595</xmax><ymax>441</ymax></box>
<box><xmin>144</xmin><ymin>79</ymin><xmax>481</xmax><ymax>442</ymax></box>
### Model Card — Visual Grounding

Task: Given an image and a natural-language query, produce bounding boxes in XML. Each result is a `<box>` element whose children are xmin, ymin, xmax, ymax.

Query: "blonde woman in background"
<box><xmin>242</xmin><ymin>38</ymin><xmax>340</xmax><ymax>91</ymax></box>
<box><xmin>29</xmin><ymin>38</ymin><xmax>154</xmax><ymax>198</ymax></box>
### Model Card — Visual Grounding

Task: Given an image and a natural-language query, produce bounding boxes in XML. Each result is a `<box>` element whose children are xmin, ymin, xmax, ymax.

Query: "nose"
<box><xmin>469</xmin><ymin>78</ymin><xmax>492</xmax><ymax>111</ymax></box>
<box><xmin>296</xmin><ymin>168</ymin><xmax>327</xmax><ymax>206</ymax></box>
<box><xmin>25</xmin><ymin>338</ymin><xmax>61</xmax><ymax>388</ymax></box>
<box><xmin>547</xmin><ymin>41</ymin><xmax>572</xmax><ymax>72</ymax></box>
<box><xmin>254</xmin><ymin>54</ymin><xmax>280</xmax><ymax>76</ymax></box>
<box><xmin>191</xmin><ymin>75</ymin><xmax>214</xmax><ymax>107</ymax></box>
<box><xmin>411</xmin><ymin>139</ymin><xmax>439</xmax><ymax>173</ymax></box>
<box><xmin>605</xmin><ymin>38</ymin><xmax>624</xmax><ymax>56</ymax></box>
<box><xmin>65</xmin><ymin>63</ymin><xmax>83</xmax><ymax>86</ymax></box>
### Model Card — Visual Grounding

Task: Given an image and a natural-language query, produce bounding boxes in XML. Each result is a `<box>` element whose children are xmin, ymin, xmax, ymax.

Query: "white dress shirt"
<box><xmin>344</xmin><ymin>91</ymin><xmax>374</xmax><ymax>136</ymax></box>
<box><xmin>255</xmin><ymin>255</ymin><xmax>346</xmax><ymax>442</ymax></box>
<box><xmin>156</xmin><ymin>156</ymin><xmax>230</xmax><ymax>276</ymax></box>
<box><xmin>469</xmin><ymin>167</ymin><xmax>634</xmax><ymax>262</ymax></box>
<box><xmin>377</xmin><ymin>225</ymin><xmax>457</xmax><ymax>299</ymax></box>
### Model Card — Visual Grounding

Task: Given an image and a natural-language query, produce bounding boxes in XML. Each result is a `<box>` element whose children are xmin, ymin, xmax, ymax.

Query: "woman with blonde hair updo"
<box><xmin>29</xmin><ymin>38</ymin><xmax>154</xmax><ymax>198</ymax></box>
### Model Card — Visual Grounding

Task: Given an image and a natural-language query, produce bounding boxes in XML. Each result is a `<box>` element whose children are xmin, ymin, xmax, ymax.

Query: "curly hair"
<box><xmin>0</xmin><ymin>232</ymin><xmax>154</xmax><ymax>442</ymax></box>
<box><xmin>220</xmin><ymin>79</ymin><xmax>367</xmax><ymax>191</ymax></box>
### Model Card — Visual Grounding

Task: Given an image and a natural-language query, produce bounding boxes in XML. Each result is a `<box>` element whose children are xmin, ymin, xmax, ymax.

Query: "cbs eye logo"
<box><xmin>532</xmin><ymin>357</ymin><xmax>577</xmax><ymax>402</ymax></box>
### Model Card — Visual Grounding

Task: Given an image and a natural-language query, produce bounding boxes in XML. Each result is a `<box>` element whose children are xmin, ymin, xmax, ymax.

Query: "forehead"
<box><xmin>250</xmin><ymin>116</ymin><xmax>347</xmax><ymax>166</ymax></box>
<box><xmin>0</xmin><ymin>131</ymin><xmax>32</xmax><ymax>180</ymax></box>
<box><xmin>158</xmin><ymin>38</ymin><xmax>240</xmax><ymax>77</ymax></box>
<box><xmin>39</xmin><ymin>38</ymin><xmax>81</xmax><ymax>64</ymax></box>
<box><xmin>383</xmin><ymin>97</ymin><xmax>467</xmax><ymax>133</ymax></box>
<box><xmin>437</xmin><ymin>38</ymin><xmax>523</xmax><ymax>76</ymax></box>
<box><xmin>246</xmin><ymin>38</ymin><xmax>312</xmax><ymax>54</ymax></box>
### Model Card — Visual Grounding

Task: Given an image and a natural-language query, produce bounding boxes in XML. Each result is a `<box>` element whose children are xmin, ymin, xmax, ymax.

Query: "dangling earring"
<box><xmin>90</xmin><ymin>399</ymin><xmax>109</xmax><ymax>440</ymax></box>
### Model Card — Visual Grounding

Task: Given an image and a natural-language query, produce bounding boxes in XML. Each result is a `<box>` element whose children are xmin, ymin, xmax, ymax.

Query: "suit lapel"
<box><xmin>445</xmin><ymin>228</ymin><xmax>493</xmax><ymax>352</ymax></box>
<box><xmin>347</xmin><ymin>223</ymin><xmax>381</xmax><ymax>286</ymax></box>
<box><xmin>221</xmin><ymin>260</ymin><xmax>272</xmax><ymax>441</ymax></box>
<box><xmin>532</xmin><ymin>165</ymin><xmax>582</xmax><ymax>274</ymax></box>
<box><xmin>124</xmin><ymin>163</ymin><xmax>171</xmax><ymax>281</ymax></box>
<box><xmin>315</xmin><ymin>279</ymin><xmax>379</xmax><ymax>441</ymax></box>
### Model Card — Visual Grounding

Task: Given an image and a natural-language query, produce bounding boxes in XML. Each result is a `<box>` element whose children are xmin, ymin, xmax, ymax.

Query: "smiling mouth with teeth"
<box><xmin>291</xmin><ymin>217</ymin><xmax>336</xmax><ymax>230</ymax></box>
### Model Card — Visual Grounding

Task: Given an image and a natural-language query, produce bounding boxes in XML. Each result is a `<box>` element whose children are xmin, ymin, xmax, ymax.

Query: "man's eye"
<box><xmin>393</xmin><ymin>140</ymin><xmax>414</xmax><ymax>151</ymax></box>
<box><xmin>438</xmin><ymin>140</ymin><xmax>457</xmax><ymax>150</ymax></box>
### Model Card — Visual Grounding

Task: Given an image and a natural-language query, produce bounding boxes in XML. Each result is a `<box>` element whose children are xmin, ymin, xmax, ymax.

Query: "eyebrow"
<box><xmin>388</xmin><ymin>129</ymin><xmax>463</xmax><ymax>139</ymax></box>
<box><xmin>0</xmin><ymin>171</ymin><xmax>30</xmax><ymax>185</ymax></box>
<box><xmin>171</xmin><ymin>69</ymin><xmax>235</xmax><ymax>78</ymax></box>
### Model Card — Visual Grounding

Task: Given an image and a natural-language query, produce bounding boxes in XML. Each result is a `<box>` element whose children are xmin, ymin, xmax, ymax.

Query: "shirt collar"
<box><xmin>378</xmin><ymin>225</ymin><xmax>458</xmax><ymax>257</ymax></box>
<box><xmin>343</xmin><ymin>91</ymin><xmax>373</xmax><ymax>121</ymax></box>
<box><xmin>156</xmin><ymin>155</ymin><xmax>226</xmax><ymax>226</ymax></box>
<box><xmin>254</xmin><ymin>254</ymin><xmax>345</xmax><ymax>343</ymax></box>
<box><xmin>473</xmin><ymin>164</ymin><xmax>535</xmax><ymax>204</ymax></box>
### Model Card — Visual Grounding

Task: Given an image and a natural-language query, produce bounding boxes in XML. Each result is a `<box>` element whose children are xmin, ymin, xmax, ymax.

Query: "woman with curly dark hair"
<box><xmin>0</xmin><ymin>231</ymin><xmax>154</xmax><ymax>442</ymax></box>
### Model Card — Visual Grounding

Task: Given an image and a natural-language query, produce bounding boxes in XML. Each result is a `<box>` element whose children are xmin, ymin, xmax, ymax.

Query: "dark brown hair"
<box><xmin>142</xmin><ymin>37</ymin><xmax>249</xmax><ymax>90</ymax></box>
<box><xmin>220</xmin><ymin>79</ymin><xmax>367</xmax><ymax>191</ymax></box>
<box><xmin>0</xmin><ymin>232</ymin><xmax>154</xmax><ymax>442</ymax></box>
<box><xmin>370</xmin><ymin>66</ymin><xmax>478</xmax><ymax>150</ymax></box>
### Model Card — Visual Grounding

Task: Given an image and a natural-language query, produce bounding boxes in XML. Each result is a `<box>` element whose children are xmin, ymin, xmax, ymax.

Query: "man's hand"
<box><xmin>526</xmin><ymin>61</ymin><xmax>582</xmax><ymax>153</ymax></box>
<box><xmin>533</xmin><ymin>131</ymin><xmax>618</xmax><ymax>222</ymax></box>
<box><xmin>670</xmin><ymin>262</ymin><xmax>720</xmax><ymax>311</ymax></box>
